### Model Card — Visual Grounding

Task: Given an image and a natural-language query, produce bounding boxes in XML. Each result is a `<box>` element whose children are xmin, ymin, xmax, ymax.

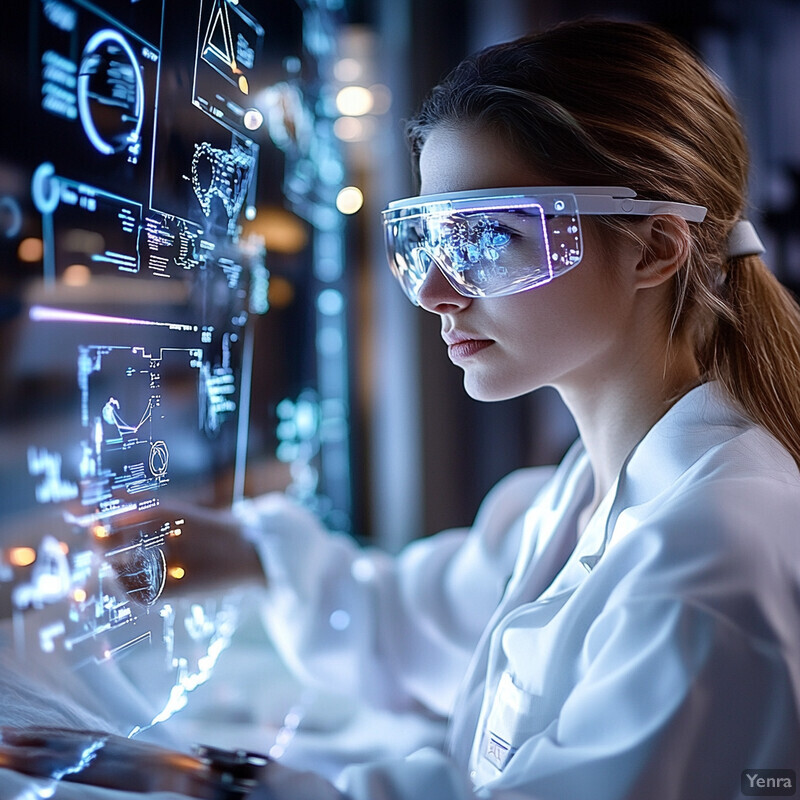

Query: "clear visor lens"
<box><xmin>383</xmin><ymin>194</ymin><xmax>583</xmax><ymax>305</ymax></box>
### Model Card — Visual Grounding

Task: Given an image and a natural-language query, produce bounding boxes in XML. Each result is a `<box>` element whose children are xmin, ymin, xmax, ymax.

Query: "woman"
<box><xmin>248</xmin><ymin>17</ymin><xmax>800</xmax><ymax>800</ymax></box>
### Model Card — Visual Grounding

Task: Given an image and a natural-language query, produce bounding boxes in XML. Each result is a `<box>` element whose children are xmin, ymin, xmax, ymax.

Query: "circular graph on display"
<box><xmin>110</xmin><ymin>545</ymin><xmax>167</xmax><ymax>608</ymax></box>
<box><xmin>149</xmin><ymin>440</ymin><xmax>169</xmax><ymax>478</ymax></box>
<box><xmin>77</xmin><ymin>29</ymin><xmax>145</xmax><ymax>156</ymax></box>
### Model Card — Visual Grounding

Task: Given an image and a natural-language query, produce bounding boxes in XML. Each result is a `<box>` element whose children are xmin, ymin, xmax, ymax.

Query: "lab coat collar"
<box><xmin>618</xmin><ymin>381</ymin><xmax>748</xmax><ymax>503</ymax></box>
<box><xmin>581</xmin><ymin>381</ymin><xmax>750</xmax><ymax>570</ymax></box>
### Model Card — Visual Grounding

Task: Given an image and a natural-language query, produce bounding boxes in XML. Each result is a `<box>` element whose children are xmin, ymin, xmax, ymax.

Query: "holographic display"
<box><xmin>0</xmin><ymin>0</ymin><xmax>275</xmax><ymax>739</ymax></box>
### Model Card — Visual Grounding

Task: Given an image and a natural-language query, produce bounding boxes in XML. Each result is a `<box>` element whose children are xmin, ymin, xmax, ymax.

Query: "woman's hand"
<box><xmin>151</xmin><ymin>500</ymin><xmax>268</xmax><ymax>594</ymax></box>
<box><xmin>79</xmin><ymin>499</ymin><xmax>268</xmax><ymax>599</ymax></box>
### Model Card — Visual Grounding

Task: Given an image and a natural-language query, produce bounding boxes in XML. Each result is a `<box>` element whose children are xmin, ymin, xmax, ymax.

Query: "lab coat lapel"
<box><xmin>602</xmin><ymin>382</ymin><xmax>750</xmax><ymax>551</ymax></box>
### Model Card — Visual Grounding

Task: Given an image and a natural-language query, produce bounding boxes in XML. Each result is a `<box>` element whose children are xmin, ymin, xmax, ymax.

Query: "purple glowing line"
<box><xmin>29</xmin><ymin>305</ymin><xmax>194</xmax><ymax>331</ymax></box>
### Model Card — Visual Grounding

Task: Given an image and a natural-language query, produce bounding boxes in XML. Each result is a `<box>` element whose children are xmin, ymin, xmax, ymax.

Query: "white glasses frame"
<box><xmin>382</xmin><ymin>185</ymin><xmax>708</xmax><ymax>222</ymax></box>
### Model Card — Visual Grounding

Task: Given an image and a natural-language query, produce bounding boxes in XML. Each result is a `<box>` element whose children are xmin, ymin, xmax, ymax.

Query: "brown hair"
<box><xmin>406</xmin><ymin>18</ymin><xmax>800</xmax><ymax>467</ymax></box>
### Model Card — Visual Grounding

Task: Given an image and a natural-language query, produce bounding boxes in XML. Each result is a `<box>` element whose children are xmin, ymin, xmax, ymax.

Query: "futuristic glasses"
<box><xmin>382</xmin><ymin>186</ymin><xmax>707</xmax><ymax>305</ymax></box>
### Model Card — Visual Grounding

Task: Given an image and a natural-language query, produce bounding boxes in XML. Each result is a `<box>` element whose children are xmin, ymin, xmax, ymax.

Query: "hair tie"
<box><xmin>726</xmin><ymin>219</ymin><xmax>765</xmax><ymax>258</ymax></box>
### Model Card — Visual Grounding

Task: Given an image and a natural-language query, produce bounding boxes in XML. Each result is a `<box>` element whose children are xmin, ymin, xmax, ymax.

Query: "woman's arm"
<box><xmin>238</xmin><ymin>467</ymin><xmax>553</xmax><ymax>715</ymax></box>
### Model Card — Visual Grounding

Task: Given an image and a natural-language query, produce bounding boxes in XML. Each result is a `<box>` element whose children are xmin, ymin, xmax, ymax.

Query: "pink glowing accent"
<box><xmin>29</xmin><ymin>305</ymin><xmax>194</xmax><ymax>331</ymax></box>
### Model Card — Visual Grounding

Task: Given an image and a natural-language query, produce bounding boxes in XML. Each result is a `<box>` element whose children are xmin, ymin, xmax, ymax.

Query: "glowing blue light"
<box><xmin>31</xmin><ymin>162</ymin><xmax>60</xmax><ymax>215</ymax></box>
<box><xmin>317</xmin><ymin>327</ymin><xmax>342</xmax><ymax>354</ymax></box>
<box><xmin>329</xmin><ymin>609</ymin><xmax>350</xmax><ymax>630</ymax></box>
<box><xmin>77</xmin><ymin>29</ymin><xmax>145</xmax><ymax>157</ymax></box>
<box><xmin>0</xmin><ymin>196</ymin><xmax>23</xmax><ymax>238</ymax></box>
<box><xmin>351</xmin><ymin>557</ymin><xmax>376</xmax><ymax>583</ymax></box>
<box><xmin>317</xmin><ymin>288</ymin><xmax>344</xmax><ymax>316</ymax></box>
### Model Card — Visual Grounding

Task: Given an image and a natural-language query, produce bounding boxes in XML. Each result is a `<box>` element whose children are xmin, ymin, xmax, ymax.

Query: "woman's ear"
<box><xmin>633</xmin><ymin>215</ymin><xmax>691</xmax><ymax>290</ymax></box>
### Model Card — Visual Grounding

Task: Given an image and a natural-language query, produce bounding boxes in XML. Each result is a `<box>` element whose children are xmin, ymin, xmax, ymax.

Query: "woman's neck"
<box><xmin>559</xmin><ymin>343</ymin><xmax>701</xmax><ymax>527</ymax></box>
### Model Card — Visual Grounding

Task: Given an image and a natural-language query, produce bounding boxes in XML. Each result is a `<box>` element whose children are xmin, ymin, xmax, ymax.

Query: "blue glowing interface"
<box><xmin>0</xmin><ymin>0</ymin><xmax>286</xmax><ymax>736</ymax></box>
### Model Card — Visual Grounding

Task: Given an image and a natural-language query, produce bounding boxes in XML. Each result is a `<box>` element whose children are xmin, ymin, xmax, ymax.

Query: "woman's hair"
<box><xmin>406</xmin><ymin>18</ymin><xmax>800</xmax><ymax>468</ymax></box>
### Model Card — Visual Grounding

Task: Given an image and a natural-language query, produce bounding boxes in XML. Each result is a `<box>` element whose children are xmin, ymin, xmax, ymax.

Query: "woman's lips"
<box><xmin>447</xmin><ymin>339</ymin><xmax>493</xmax><ymax>361</ymax></box>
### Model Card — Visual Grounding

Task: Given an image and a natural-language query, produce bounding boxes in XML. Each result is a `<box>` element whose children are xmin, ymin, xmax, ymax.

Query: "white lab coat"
<box><xmin>242</xmin><ymin>381</ymin><xmax>800</xmax><ymax>800</ymax></box>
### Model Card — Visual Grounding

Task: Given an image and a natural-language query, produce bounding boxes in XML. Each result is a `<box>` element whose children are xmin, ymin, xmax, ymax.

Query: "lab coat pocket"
<box><xmin>481</xmin><ymin>670</ymin><xmax>541</xmax><ymax>772</ymax></box>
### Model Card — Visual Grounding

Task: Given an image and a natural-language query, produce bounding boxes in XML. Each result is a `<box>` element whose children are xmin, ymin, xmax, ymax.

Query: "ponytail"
<box><xmin>701</xmin><ymin>255</ymin><xmax>800</xmax><ymax>469</ymax></box>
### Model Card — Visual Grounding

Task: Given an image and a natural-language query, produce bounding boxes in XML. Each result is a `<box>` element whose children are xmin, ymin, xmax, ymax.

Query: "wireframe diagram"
<box><xmin>193</xmin><ymin>0</ymin><xmax>265</xmax><ymax>133</ymax></box>
<box><xmin>190</xmin><ymin>138</ymin><xmax>259</xmax><ymax>236</ymax></box>
<box><xmin>79</xmin><ymin>345</ymin><xmax>192</xmax><ymax>503</ymax></box>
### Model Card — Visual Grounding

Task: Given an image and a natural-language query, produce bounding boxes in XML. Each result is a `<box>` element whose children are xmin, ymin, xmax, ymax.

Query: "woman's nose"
<box><xmin>416</xmin><ymin>260</ymin><xmax>472</xmax><ymax>314</ymax></box>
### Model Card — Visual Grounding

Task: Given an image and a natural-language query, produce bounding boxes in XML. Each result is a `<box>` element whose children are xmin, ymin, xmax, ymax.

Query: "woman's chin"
<box><xmin>462</xmin><ymin>372</ymin><xmax>534</xmax><ymax>403</ymax></box>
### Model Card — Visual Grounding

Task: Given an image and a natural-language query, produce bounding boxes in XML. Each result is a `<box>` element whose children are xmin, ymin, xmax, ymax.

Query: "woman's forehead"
<box><xmin>418</xmin><ymin>125</ymin><xmax>551</xmax><ymax>195</ymax></box>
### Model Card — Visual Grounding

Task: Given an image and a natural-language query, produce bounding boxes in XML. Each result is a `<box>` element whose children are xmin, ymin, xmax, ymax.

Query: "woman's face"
<box><xmin>416</xmin><ymin>124</ymin><xmax>643</xmax><ymax>402</ymax></box>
